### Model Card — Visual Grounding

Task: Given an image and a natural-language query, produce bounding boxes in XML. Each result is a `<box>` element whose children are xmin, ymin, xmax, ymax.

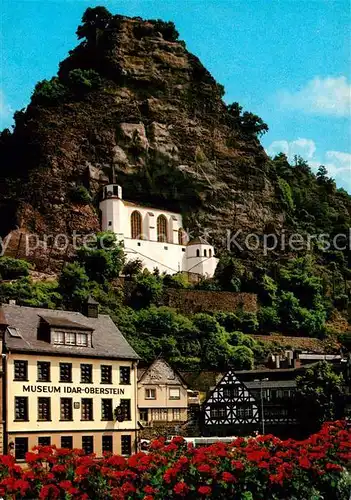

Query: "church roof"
<box><xmin>187</xmin><ymin>237</ymin><xmax>211</xmax><ymax>246</ymax></box>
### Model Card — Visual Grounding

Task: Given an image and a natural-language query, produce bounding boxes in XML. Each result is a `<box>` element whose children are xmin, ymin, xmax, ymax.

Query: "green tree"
<box><xmin>130</xmin><ymin>271</ymin><xmax>163</xmax><ymax>309</ymax></box>
<box><xmin>58</xmin><ymin>262</ymin><xmax>90</xmax><ymax>310</ymax></box>
<box><xmin>0</xmin><ymin>257</ymin><xmax>30</xmax><ymax>280</ymax></box>
<box><xmin>229</xmin><ymin>345</ymin><xmax>254</xmax><ymax>370</ymax></box>
<box><xmin>123</xmin><ymin>259</ymin><xmax>143</xmax><ymax>277</ymax></box>
<box><xmin>76</xmin><ymin>6</ymin><xmax>113</xmax><ymax>43</ymax></box>
<box><xmin>295</xmin><ymin>361</ymin><xmax>345</xmax><ymax>433</ymax></box>
<box><xmin>77</xmin><ymin>231</ymin><xmax>125</xmax><ymax>284</ymax></box>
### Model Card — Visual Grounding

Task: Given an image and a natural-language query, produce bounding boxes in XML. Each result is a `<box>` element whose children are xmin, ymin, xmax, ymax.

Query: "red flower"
<box><xmin>13</xmin><ymin>479</ymin><xmax>30</xmax><ymax>496</ymax></box>
<box><xmin>231</xmin><ymin>460</ymin><xmax>245</xmax><ymax>471</ymax></box>
<box><xmin>144</xmin><ymin>485</ymin><xmax>156</xmax><ymax>494</ymax></box>
<box><xmin>197</xmin><ymin>464</ymin><xmax>212</xmax><ymax>474</ymax></box>
<box><xmin>59</xmin><ymin>480</ymin><xmax>72</xmax><ymax>489</ymax></box>
<box><xmin>172</xmin><ymin>436</ymin><xmax>186</xmax><ymax>445</ymax></box>
<box><xmin>173</xmin><ymin>481</ymin><xmax>189</xmax><ymax>497</ymax></box>
<box><xmin>325</xmin><ymin>463</ymin><xmax>343</xmax><ymax>472</ymax></box>
<box><xmin>52</xmin><ymin>464</ymin><xmax>66</xmax><ymax>473</ymax></box>
<box><xmin>198</xmin><ymin>485</ymin><xmax>212</xmax><ymax>495</ymax></box>
<box><xmin>39</xmin><ymin>484</ymin><xmax>60</xmax><ymax>499</ymax></box>
<box><xmin>299</xmin><ymin>456</ymin><xmax>311</xmax><ymax>469</ymax></box>
<box><xmin>221</xmin><ymin>471</ymin><xmax>236</xmax><ymax>483</ymax></box>
<box><xmin>121</xmin><ymin>482</ymin><xmax>136</xmax><ymax>494</ymax></box>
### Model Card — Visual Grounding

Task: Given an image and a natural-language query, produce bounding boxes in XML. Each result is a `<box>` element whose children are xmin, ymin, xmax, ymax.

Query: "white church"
<box><xmin>99</xmin><ymin>184</ymin><xmax>218</xmax><ymax>277</ymax></box>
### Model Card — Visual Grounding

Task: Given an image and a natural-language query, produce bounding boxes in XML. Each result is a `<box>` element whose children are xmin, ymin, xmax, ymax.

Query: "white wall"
<box><xmin>100</xmin><ymin>194</ymin><xmax>218</xmax><ymax>277</ymax></box>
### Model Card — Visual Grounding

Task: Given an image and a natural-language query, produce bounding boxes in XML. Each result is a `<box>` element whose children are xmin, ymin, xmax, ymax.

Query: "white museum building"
<box><xmin>99</xmin><ymin>184</ymin><xmax>218</xmax><ymax>276</ymax></box>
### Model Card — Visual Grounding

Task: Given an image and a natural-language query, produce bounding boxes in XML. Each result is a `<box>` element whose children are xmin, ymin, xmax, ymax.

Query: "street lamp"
<box><xmin>254</xmin><ymin>378</ymin><xmax>269</xmax><ymax>434</ymax></box>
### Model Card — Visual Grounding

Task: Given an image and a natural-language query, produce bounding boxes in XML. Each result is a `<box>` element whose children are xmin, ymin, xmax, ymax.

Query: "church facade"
<box><xmin>99</xmin><ymin>184</ymin><xmax>218</xmax><ymax>276</ymax></box>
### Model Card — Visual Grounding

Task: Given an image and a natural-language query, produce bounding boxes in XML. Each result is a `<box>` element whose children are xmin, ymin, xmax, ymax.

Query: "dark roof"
<box><xmin>2</xmin><ymin>304</ymin><xmax>139</xmax><ymax>360</ymax></box>
<box><xmin>187</xmin><ymin>237</ymin><xmax>211</xmax><ymax>246</ymax></box>
<box><xmin>87</xmin><ymin>296</ymin><xmax>99</xmax><ymax>305</ymax></box>
<box><xmin>39</xmin><ymin>315</ymin><xmax>94</xmax><ymax>331</ymax></box>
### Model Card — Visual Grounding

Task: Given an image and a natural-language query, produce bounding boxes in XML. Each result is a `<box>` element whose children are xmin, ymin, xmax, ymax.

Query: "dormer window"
<box><xmin>38</xmin><ymin>315</ymin><xmax>94</xmax><ymax>348</ymax></box>
<box><xmin>53</xmin><ymin>330</ymin><xmax>89</xmax><ymax>347</ymax></box>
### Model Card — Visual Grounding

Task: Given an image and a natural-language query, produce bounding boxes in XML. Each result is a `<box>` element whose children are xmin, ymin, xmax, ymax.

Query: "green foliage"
<box><xmin>0</xmin><ymin>257</ymin><xmax>30</xmax><ymax>280</ymax></box>
<box><xmin>163</xmin><ymin>272</ymin><xmax>191</xmax><ymax>289</ymax></box>
<box><xmin>229</xmin><ymin>345</ymin><xmax>254</xmax><ymax>370</ymax></box>
<box><xmin>76</xmin><ymin>6</ymin><xmax>113</xmax><ymax>42</ymax></box>
<box><xmin>130</xmin><ymin>271</ymin><xmax>164</xmax><ymax>309</ymax></box>
<box><xmin>214</xmin><ymin>255</ymin><xmax>244</xmax><ymax>291</ymax></box>
<box><xmin>67</xmin><ymin>69</ymin><xmax>102</xmax><ymax>94</ymax></box>
<box><xmin>68</xmin><ymin>185</ymin><xmax>92</xmax><ymax>204</ymax></box>
<box><xmin>0</xmin><ymin>277</ymin><xmax>61</xmax><ymax>308</ymax></box>
<box><xmin>149</xmin><ymin>19</ymin><xmax>179</xmax><ymax>41</ymax></box>
<box><xmin>227</xmin><ymin>102</ymin><xmax>268</xmax><ymax>137</ymax></box>
<box><xmin>31</xmin><ymin>77</ymin><xmax>67</xmax><ymax>105</ymax></box>
<box><xmin>123</xmin><ymin>259</ymin><xmax>143</xmax><ymax>277</ymax></box>
<box><xmin>77</xmin><ymin>231</ymin><xmax>125</xmax><ymax>284</ymax></box>
<box><xmin>277</xmin><ymin>177</ymin><xmax>295</xmax><ymax>211</ymax></box>
<box><xmin>58</xmin><ymin>262</ymin><xmax>90</xmax><ymax>310</ymax></box>
<box><xmin>295</xmin><ymin>361</ymin><xmax>345</xmax><ymax>432</ymax></box>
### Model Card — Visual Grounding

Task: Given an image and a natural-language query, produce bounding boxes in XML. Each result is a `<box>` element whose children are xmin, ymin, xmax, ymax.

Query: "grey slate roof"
<box><xmin>2</xmin><ymin>304</ymin><xmax>139</xmax><ymax>361</ymax></box>
<box><xmin>39</xmin><ymin>315</ymin><xmax>94</xmax><ymax>331</ymax></box>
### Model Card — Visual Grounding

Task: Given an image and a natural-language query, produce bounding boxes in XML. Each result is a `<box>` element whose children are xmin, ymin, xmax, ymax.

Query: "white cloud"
<box><xmin>0</xmin><ymin>90</ymin><xmax>14</xmax><ymax>129</ymax></box>
<box><xmin>267</xmin><ymin>138</ymin><xmax>316</xmax><ymax>160</ymax></box>
<box><xmin>278</xmin><ymin>76</ymin><xmax>351</xmax><ymax>117</ymax></box>
<box><xmin>266</xmin><ymin>138</ymin><xmax>351</xmax><ymax>193</ymax></box>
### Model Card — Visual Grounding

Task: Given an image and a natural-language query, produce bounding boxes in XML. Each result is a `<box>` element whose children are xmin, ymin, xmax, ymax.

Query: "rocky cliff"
<box><xmin>0</xmin><ymin>10</ymin><xmax>283</xmax><ymax>258</ymax></box>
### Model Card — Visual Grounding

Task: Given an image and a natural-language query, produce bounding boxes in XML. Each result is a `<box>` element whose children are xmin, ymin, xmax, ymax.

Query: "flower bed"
<box><xmin>0</xmin><ymin>421</ymin><xmax>350</xmax><ymax>499</ymax></box>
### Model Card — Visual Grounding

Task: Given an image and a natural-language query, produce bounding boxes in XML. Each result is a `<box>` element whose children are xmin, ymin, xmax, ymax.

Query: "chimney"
<box><xmin>292</xmin><ymin>351</ymin><xmax>301</xmax><ymax>368</ymax></box>
<box><xmin>86</xmin><ymin>296</ymin><xmax>99</xmax><ymax>318</ymax></box>
<box><xmin>287</xmin><ymin>350</ymin><xmax>293</xmax><ymax>367</ymax></box>
<box><xmin>275</xmin><ymin>355</ymin><xmax>280</xmax><ymax>369</ymax></box>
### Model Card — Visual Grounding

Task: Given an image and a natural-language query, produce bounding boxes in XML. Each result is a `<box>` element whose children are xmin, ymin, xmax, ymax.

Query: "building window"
<box><xmin>37</xmin><ymin>362</ymin><xmax>50</xmax><ymax>382</ymax></box>
<box><xmin>178</xmin><ymin>228</ymin><xmax>186</xmax><ymax>245</ymax></box>
<box><xmin>14</xmin><ymin>360</ymin><xmax>28</xmax><ymax>381</ymax></box>
<box><xmin>157</xmin><ymin>215</ymin><xmax>168</xmax><ymax>242</ymax></box>
<box><xmin>101</xmin><ymin>399</ymin><xmax>113</xmax><ymax>421</ymax></box>
<box><xmin>82</xmin><ymin>436</ymin><xmax>94</xmax><ymax>455</ymax></box>
<box><xmin>15</xmin><ymin>437</ymin><xmax>28</xmax><ymax>461</ymax></box>
<box><xmin>101</xmin><ymin>365</ymin><xmax>112</xmax><ymax>384</ymax></box>
<box><xmin>210</xmin><ymin>405</ymin><xmax>226</xmax><ymax>419</ymax></box>
<box><xmin>53</xmin><ymin>331</ymin><xmax>88</xmax><ymax>347</ymax></box>
<box><xmin>59</xmin><ymin>363</ymin><xmax>72</xmax><ymax>382</ymax></box>
<box><xmin>60</xmin><ymin>398</ymin><xmax>73</xmax><ymax>421</ymax></box>
<box><xmin>196</xmin><ymin>249</ymin><xmax>200</xmax><ymax>257</ymax></box>
<box><xmin>173</xmin><ymin>408</ymin><xmax>181</xmax><ymax>420</ymax></box>
<box><xmin>120</xmin><ymin>399</ymin><xmax>131</xmax><ymax>421</ymax></box>
<box><xmin>61</xmin><ymin>436</ymin><xmax>73</xmax><ymax>449</ymax></box>
<box><xmin>53</xmin><ymin>331</ymin><xmax>64</xmax><ymax>344</ymax></box>
<box><xmin>151</xmin><ymin>408</ymin><xmax>168</xmax><ymax>421</ymax></box>
<box><xmin>38</xmin><ymin>436</ymin><xmax>51</xmax><ymax>446</ymax></box>
<box><xmin>209</xmin><ymin>249</ymin><xmax>212</xmax><ymax>257</ymax></box>
<box><xmin>38</xmin><ymin>397</ymin><xmax>51</xmax><ymax>421</ymax></box>
<box><xmin>223</xmin><ymin>386</ymin><xmax>239</xmax><ymax>399</ymax></box>
<box><xmin>236</xmin><ymin>405</ymin><xmax>253</xmax><ymax>419</ymax></box>
<box><xmin>169</xmin><ymin>388</ymin><xmax>180</xmax><ymax>400</ymax></box>
<box><xmin>131</xmin><ymin>210</ymin><xmax>143</xmax><ymax>239</ymax></box>
<box><xmin>102</xmin><ymin>435</ymin><xmax>113</xmax><ymax>454</ymax></box>
<box><xmin>81</xmin><ymin>399</ymin><xmax>93</xmax><ymax>421</ymax></box>
<box><xmin>139</xmin><ymin>409</ymin><xmax>148</xmax><ymax>421</ymax></box>
<box><xmin>145</xmin><ymin>388</ymin><xmax>156</xmax><ymax>400</ymax></box>
<box><xmin>81</xmin><ymin>364</ymin><xmax>93</xmax><ymax>383</ymax></box>
<box><xmin>15</xmin><ymin>397</ymin><xmax>28</xmax><ymax>421</ymax></box>
<box><xmin>120</xmin><ymin>366</ymin><xmax>130</xmax><ymax>385</ymax></box>
<box><xmin>204</xmin><ymin>249</ymin><xmax>207</xmax><ymax>257</ymax></box>
<box><xmin>121</xmin><ymin>435</ymin><xmax>132</xmax><ymax>456</ymax></box>
<box><xmin>76</xmin><ymin>333</ymin><xmax>88</xmax><ymax>346</ymax></box>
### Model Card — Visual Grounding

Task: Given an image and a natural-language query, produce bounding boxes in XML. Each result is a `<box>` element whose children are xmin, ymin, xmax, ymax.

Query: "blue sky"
<box><xmin>1</xmin><ymin>0</ymin><xmax>350</xmax><ymax>191</ymax></box>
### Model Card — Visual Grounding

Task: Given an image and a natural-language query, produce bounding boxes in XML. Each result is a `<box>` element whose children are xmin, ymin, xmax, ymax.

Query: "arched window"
<box><xmin>131</xmin><ymin>211</ymin><xmax>142</xmax><ymax>239</ymax></box>
<box><xmin>178</xmin><ymin>228</ymin><xmax>186</xmax><ymax>245</ymax></box>
<box><xmin>209</xmin><ymin>249</ymin><xmax>212</xmax><ymax>258</ymax></box>
<box><xmin>204</xmin><ymin>249</ymin><xmax>207</xmax><ymax>257</ymax></box>
<box><xmin>157</xmin><ymin>215</ymin><xmax>168</xmax><ymax>242</ymax></box>
<box><xmin>196</xmin><ymin>249</ymin><xmax>200</xmax><ymax>257</ymax></box>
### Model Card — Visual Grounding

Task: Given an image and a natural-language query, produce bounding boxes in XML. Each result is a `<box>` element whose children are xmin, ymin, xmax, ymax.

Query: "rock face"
<box><xmin>0</xmin><ymin>14</ymin><xmax>283</xmax><ymax>258</ymax></box>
